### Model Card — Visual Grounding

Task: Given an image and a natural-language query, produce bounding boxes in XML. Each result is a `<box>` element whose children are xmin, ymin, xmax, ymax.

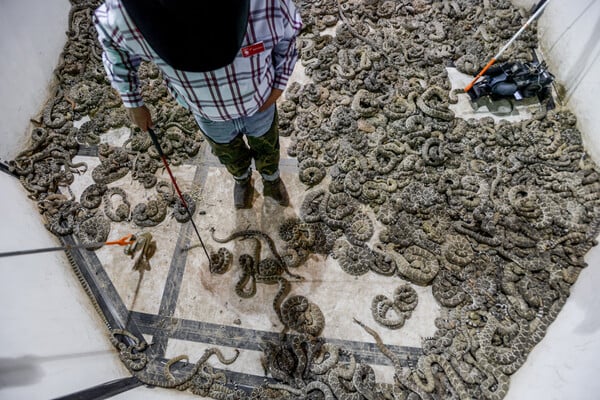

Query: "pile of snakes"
<box><xmin>9</xmin><ymin>0</ymin><xmax>600</xmax><ymax>399</ymax></box>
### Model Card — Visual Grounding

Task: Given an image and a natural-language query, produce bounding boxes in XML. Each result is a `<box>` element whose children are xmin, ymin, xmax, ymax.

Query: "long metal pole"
<box><xmin>0</xmin><ymin>235</ymin><xmax>135</xmax><ymax>258</ymax></box>
<box><xmin>464</xmin><ymin>0</ymin><xmax>551</xmax><ymax>92</ymax></box>
<box><xmin>147</xmin><ymin>127</ymin><xmax>211</xmax><ymax>263</ymax></box>
<box><xmin>0</xmin><ymin>244</ymin><xmax>97</xmax><ymax>258</ymax></box>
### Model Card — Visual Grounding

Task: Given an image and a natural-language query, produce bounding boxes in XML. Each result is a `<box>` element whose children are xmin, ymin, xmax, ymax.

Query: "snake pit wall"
<box><xmin>8</xmin><ymin>0</ymin><xmax>600</xmax><ymax>398</ymax></box>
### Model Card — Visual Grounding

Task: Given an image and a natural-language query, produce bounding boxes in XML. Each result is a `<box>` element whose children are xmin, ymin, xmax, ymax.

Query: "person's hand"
<box><xmin>127</xmin><ymin>105</ymin><xmax>153</xmax><ymax>131</ymax></box>
<box><xmin>258</xmin><ymin>88</ymin><xmax>283</xmax><ymax>112</ymax></box>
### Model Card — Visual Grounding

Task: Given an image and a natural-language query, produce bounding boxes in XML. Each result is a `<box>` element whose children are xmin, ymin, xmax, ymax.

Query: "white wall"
<box><xmin>538</xmin><ymin>0</ymin><xmax>600</xmax><ymax>162</ymax></box>
<box><xmin>0</xmin><ymin>174</ymin><xmax>132</xmax><ymax>400</ymax></box>
<box><xmin>507</xmin><ymin>2</ymin><xmax>600</xmax><ymax>399</ymax></box>
<box><xmin>0</xmin><ymin>0</ymin><xmax>71</xmax><ymax>162</ymax></box>
<box><xmin>514</xmin><ymin>0</ymin><xmax>600</xmax><ymax>162</ymax></box>
<box><xmin>507</xmin><ymin>244</ymin><xmax>600</xmax><ymax>400</ymax></box>
<box><xmin>0</xmin><ymin>2</ymin><xmax>134</xmax><ymax>399</ymax></box>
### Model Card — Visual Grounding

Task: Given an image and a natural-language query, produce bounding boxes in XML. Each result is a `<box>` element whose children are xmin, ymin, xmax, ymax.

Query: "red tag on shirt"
<box><xmin>241</xmin><ymin>42</ymin><xmax>265</xmax><ymax>57</ymax></box>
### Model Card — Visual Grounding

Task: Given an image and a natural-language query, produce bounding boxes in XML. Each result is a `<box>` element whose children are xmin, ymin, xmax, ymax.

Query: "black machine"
<box><xmin>467</xmin><ymin>60</ymin><xmax>555</xmax><ymax>103</ymax></box>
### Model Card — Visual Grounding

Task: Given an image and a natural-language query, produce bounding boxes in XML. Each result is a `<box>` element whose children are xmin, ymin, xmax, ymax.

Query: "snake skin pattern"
<box><xmin>9</xmin><ymin>0</ymin><xmax>600</xmax><ymax>398</ymax></box>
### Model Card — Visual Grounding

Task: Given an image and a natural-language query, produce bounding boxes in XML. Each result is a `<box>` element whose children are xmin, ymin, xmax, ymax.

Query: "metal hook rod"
<box><xmin>147</xmin><ymin>127</ymin><xmax>211</xmax><ymax>263</ymax></box>
<box><xmin>464</xmin><ymin>0</ymin><xmax>551</xmax><ymax>92</ymax></box>
<box><xmin>0</xmin><ymin>234</ymin><xmax>136</xmax><ymax>258</ymax></box>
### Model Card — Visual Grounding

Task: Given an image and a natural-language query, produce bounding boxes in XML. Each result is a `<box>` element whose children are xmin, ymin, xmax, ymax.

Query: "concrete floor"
<box><xmin>75</xmin><ymin>66</ymin><xmax>538</xmax><ymax>383</ymax></box>
<box><xmin>1</xmin><ymin>0</ymin><xmax>600</xmax><ymax>398</ymax></box>
<box><xmin>64</xmin><ymin>110</ymin><xmax>431</xmax><ymax>388</ymax></box>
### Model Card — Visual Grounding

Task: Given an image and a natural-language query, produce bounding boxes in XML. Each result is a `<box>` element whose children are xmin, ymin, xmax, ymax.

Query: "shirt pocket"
<box><xmin>230</xmin><ymin>50</ymin><xmax>273</xmax><ymax>95</ymax></box>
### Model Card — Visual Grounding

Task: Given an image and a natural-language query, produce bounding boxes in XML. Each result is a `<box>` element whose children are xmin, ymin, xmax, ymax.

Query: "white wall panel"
<box><xmin>0</xmin><ymin>0</ymin><xmax>71</xmax><ymax>161</ymax></box>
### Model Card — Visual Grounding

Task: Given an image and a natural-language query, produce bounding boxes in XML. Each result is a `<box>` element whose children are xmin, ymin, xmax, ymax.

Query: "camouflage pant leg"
<box><xmin>203</xmin><ymin>134</ymin><xmax>252</xmax><ymax>180</ymax></box>
<box><xmin>246</xmin><ymin>109</ymin><xmax>280</xmax><ymax>179</ymax></box>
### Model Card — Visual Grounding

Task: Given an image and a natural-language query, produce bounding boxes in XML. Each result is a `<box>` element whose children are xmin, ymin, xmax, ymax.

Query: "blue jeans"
<box><xmin>194</xmin><ymin>105</ymin><xmax>276</xmax><ymax>144</ymax></box>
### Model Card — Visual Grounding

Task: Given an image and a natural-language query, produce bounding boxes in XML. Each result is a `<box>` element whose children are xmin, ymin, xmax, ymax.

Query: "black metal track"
<box><xmin>131</xmin><ymin>311</ymin><xmax>421</xmax><ymax>368</ymax></box>
<box><xmin>51</xmin><ymin>377</ymin><xmax>143</xmax><ymax>400</ymax></box>
<box><xmin>0</xmin><ymin>160</ymin><xmax>18</xmax><ymax>178</ymax></box>
<box><xmin>54</xmin><ymin>143</ymin><xmax>421</xmax><ymax>399</ymax></box>
<box><xmin>61</xmin><ymin>234</ymin><xmax>145</xmax><ymax>339</ymax></box>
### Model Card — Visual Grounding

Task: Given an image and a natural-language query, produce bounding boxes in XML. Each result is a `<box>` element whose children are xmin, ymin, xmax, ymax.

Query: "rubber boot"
<box><xmin>263</xmin><ymin>177</ymin><xmax>289</xmax><ymax>206</ymax></box>
<box><xmin>234</xmin><ymin>177</ymin><xmax>253</xmax><ymax>209</ymax></box>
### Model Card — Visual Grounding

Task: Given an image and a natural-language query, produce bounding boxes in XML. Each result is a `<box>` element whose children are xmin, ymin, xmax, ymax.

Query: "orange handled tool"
<box><xmin>0</xmin><ymin>234</ymin><xmax>136</xmax><ymax>258</ymax></box>
<box><xmin>147</xmin><ymin>127</ymin><xmax>210</xmax><ymax>263</ymax></box>
<box><xmin>464</xmin><ymin>0</ymin><xmax>550</xmax><ymax>93</ymax></box>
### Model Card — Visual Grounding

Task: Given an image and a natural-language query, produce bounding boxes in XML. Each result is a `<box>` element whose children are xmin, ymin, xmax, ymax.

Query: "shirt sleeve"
<box><xmin>272</xmin><ymin>0</ymin><xmax>303</xmax><ymax>90</ymax></box>
<box><xmin>93</xmin><ymin>4</ymin><xmax>144</xmax><ymax>108</ymax></box>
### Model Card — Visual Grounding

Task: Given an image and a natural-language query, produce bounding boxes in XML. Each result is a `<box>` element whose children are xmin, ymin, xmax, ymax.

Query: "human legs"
<box><xmin>246</xmin><ymin>108</ymin><xmax>289</xmax><ymax>206</ymax></box>
<box><xmin>202</xmin><ymin>135</ymin><xmax>253</xmax><ymax>208</ymax></box>
<box><xmin>246</xmin><ymin>108</ymin><xmax>280</xmax><ymax>179</ymax></box>
<box><xmin>194</xmin><ymin>105</ymin><xmax>287</xmax><ymax>207</ymax></box>
<box><xmin>202</xmin><ymin>135</ymin><xmax>252</xmax><ymax>180</ymax></box>
<box><xmin>194</xmin><ymin>117</ymin><xmax>254</xmax><ymax>208</ymax></box>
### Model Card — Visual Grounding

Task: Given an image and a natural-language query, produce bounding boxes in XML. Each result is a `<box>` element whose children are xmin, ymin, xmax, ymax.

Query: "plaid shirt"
<box><xmin>93</xmin><ymin>0</ymin><xmax>302</xmax><ymax>121</ymax></box>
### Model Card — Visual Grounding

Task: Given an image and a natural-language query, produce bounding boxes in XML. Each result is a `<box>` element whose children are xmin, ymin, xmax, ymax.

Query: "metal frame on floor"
<box><xmin>47</xmin><ymin>147</ymin><xmax>422</xmax><ymax>399</ymax></box>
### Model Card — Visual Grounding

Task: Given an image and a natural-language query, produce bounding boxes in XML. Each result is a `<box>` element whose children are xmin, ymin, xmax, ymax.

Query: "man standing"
<box><xmin>93</xmin><ymin>0</ymin><xmax>302</xmax><ymax>208</ymax></box>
